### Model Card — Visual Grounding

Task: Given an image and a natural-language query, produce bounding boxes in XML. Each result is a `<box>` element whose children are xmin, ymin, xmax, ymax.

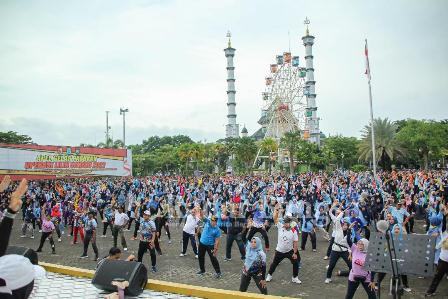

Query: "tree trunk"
<box><xmin>289</xmin><ymin>153</ymin><xmax>294</xmax><ymax>175</ymax></box>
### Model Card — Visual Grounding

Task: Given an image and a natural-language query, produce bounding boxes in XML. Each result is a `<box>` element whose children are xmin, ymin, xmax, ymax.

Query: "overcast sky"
<box><xmin>1</xmin><ymin>0</ymin><xmax>447</xmax><ymax>146</ymax></box>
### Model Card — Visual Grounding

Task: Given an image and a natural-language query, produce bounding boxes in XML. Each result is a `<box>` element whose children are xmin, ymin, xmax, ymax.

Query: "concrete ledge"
<box><xmin>40</xmin><ymin>262</ymin><xmax>295</xmax><ymax>299</ymax></box>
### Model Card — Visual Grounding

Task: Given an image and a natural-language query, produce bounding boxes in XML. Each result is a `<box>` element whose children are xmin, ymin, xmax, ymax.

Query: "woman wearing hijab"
<box><xmin>239</xmin><ymin>237</ymin><xmax>267</xmax><ymax>294</ymax></box>
<box><xmin>345</xmin><ymin>238</ymin><xmax>376</xmax><ymax>299</ymax></box>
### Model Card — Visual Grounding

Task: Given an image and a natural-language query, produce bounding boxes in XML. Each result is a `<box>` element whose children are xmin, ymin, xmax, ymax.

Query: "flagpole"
<box><xmin>365</xmin><ymin>39</ymin><xmax>377</xmax><ymax>178</ymax></box>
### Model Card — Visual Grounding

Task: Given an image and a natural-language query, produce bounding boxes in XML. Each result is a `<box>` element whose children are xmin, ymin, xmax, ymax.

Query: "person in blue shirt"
<box><xmin>80</xmin><ymin>211</ymin><xmax>99</xmax><ymax>261</ymax></box>
<box><xmin>197</xmin><ymin>215</ymin><xmax>222</xmax><ymax>278</ymax></box>
<box><xmin>299</xmin><ymin>204</ymin><xmax>316</xmax><ymax>251</ymax></box>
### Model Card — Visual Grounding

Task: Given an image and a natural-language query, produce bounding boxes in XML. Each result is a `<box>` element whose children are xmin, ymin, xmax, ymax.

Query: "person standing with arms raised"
<box><xmin>265</xmin><ymin>203</ymin><xmax>301</xmax><ymax>284</ymax></box>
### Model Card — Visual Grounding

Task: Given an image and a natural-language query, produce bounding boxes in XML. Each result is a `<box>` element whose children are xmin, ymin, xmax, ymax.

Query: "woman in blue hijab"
<box><xmin>239</xmin><ymin>237</ymin><xmax>267</xmax><ymax>294</ymax></box>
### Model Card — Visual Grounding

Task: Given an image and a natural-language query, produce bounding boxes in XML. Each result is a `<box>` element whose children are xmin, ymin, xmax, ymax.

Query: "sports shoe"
<box><xmin>266</xmin><ymin>274</ymin><xmax>272</xmax><ymax>282</ymax></box>
<box><xmin>101</xmin><ymin>235</ymin><xmax>107</xmax><ymax>238</ymax></box>
<box><xmin>325</xmin><ymin>278</ymin><xmax>331</xmax><ymax>284</ymax></box>
<box><xmin>21</xmin><ymin>235</ymin><xmax>27</xmax><ymax>238</ymax></box>
<box><xmin>326</xmin><ymin>265</ymin><xmax>329</xmax><ymax>269</ymax></box>
<box><xmin>224</xmin><ymin>257</ymin><xmax>231</xmax><ymax>261</ymax></box>
<box><xmin>58</xmin><ymin>238</ymin><xmax>62</xmax><ymax>242</ymax></box>
<box><xmin>80</xmin><ymin>255</ymin><xmax>88</xmax><ymax>258</ymax></box>
<box><xmin>323</xmin><ymin>256</ymin><xmax>329</xmax><ymax>260</ymax></box>
<box><xmin>214</xmin><ymin>273</ymin><xmax>222</xmax><ymax>279</ymax></box>
<box><xmin>195</xmin><ymin>255</ymin><xmax>198</xmax><ymax>259</ymax></box>
<box><xmin>168</xmin><ymin>240</ymin><xmax>172</xmax><ymax>244</ymax></box>
<box><xmin>312</xmin><ymin>249</ymin><xmax>317</xmax><ymax>252</ymax></box>
<box><xmin>424</xmin><ymin>292</ymin><xmax>435</xmax><ymax>297</ymax></box>
<box><xmin>30</xmin><ymin>235</ymin><xmax>34</xmax><ymax>239</ymax></box>
<box><xmin>151</xmin><ymin>266</ymin><xmax>157</xmax><ymax>273</ymax></box>
<box><xmin>123</xmin><ymin>248</ymin><xmax>128</xmax><ymax>251</ymax></box>
<box><xmin>93</xmin><ymin>257</ymin><xmax>98</xmax><ymax>261</ymax></box>
<box><xmin>51</xmin><ymin>251</ymin><xmax>56</xmax><ymax>254</ymax></box>
<box><xmin>196</xmin><ymin>271</ymin><xmax>205</xmax><ymax>276</ymax></box>
<box><xmin>179</xmin><ymin>253</ymin><xmax>186</xmax><ymax>257</ymax></box>
<box><xmin>292</xmin><ymin>277</ymin><xmax>301</xmax><ymax>284</ymax></box>
<box><xmin>39</xmin><ymin>230</ymin><xmax>42</xmax><ymax>233</ymax></box>
<box><xmin>403</xmin><ymin>287</ymin><xmax>411</xmax><ymax>293</ymax></box>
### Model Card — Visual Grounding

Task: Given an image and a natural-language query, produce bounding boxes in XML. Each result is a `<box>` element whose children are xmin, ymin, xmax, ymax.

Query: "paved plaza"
<box><xmin>9</xmin><ymin>220</ymin><xmax>448</xmax><ymax>299</ymax></box>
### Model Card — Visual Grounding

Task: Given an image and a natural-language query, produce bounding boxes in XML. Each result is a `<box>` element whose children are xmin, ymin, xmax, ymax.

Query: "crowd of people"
<box><xmin>0</xmin><ymin>169</ymin><xmax>447</xmax><ymax>298</ymax></box>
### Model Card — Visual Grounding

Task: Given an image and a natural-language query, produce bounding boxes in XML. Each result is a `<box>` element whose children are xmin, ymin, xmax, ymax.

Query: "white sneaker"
<box><xmin>101</xmin><ymin>235</ymin><xmax>107</xmax><ymax>238</ymax></box>
<box><xmin>30</xmin><ymin>236</ymin><xmax>34</xmax><ymax>239</ymax></box>
<box><xmin>326</xmin><ymin>265</ymin><xmax>329</xmax><ymax>269</ymax></box>
<box><xmin>403</xmin><ymin>287</ymin><xmax>411</xmax><ymax>293</ymax></box>
<box><xmin>179</xmin><ymin>253</ymin><xmax>185</xmax><ymax>257</ymax></box>
<box><xmin>168</xmin><ymin>240</ymin><xmax>172</xmax><ymax>244</ymax></box>
<box><xmin>21</xmin><ymin>235</ymin><xmax>27</xmax><ymax>238</ymax></box>
<box><xmin>292</xmin><ymin>277</ymin><xmax>302</xmax><ymax>284</ymax></box>
<box><xmin>124</xmin><ymin>248</ymin><xmax>128</xmax><ymax>251</ymax></box>
<box><xmin>323</xmin><ymin>256</ymin><xmax>329</xmax><ymax>260</ymax></box>
<box><xmin>195</xmin><ymin>255</ymin><xmax>198</xmax><ymax>259</ymax></box>
<box><xmin>325</xmin><ymin>278</ymin><xmax>331</xmax><ymax>284</ymax></box>
<box><xmin>58</xmin><ymin>238</ymin><xmax>62</xmax><ymax>242</ymax></box>
<box><xmin>266</xmin><ymin>274</ymin><xmax>272</xmax><ymax>282</ymax></box>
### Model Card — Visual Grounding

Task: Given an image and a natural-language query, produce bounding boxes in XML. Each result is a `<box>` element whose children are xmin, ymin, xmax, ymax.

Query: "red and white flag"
<box><xmin>365</xmin><ymin>39</ymin><xmax>371</xmax><ymax>81</ymax></box>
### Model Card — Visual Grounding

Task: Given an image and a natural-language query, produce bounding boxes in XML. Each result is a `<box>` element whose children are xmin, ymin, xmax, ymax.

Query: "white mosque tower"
<box><xmin>302</xmin><ymin>18</ymin><xmax>320</xmax><ymax>145</ymax></box>
<box><xmin>224</xmin><ymin>31</ymin><xmax>240</xmax><ymax>138</ymax></box>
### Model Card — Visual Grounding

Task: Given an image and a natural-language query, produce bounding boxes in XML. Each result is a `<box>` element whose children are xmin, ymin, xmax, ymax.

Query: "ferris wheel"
<box><xmin>262</xmin><ymin>52</ymin><xmax>308</xmax><ymax>140</ymax></box>
<box><xmin>253</xmin><ymin>52</ymin><xmax>308</xmax><ymax>169</ymax></box>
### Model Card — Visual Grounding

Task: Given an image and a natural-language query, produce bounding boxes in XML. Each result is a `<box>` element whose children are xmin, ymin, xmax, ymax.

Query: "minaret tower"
<box><xmin>302</xmin><ymin>18</ymin><xmax>320</xmax><ymax>145</ymax></box>
<box><xmin>224</xmin><ymin>31</ymin><xmax>239</xmax><ymax>138</ymax></box>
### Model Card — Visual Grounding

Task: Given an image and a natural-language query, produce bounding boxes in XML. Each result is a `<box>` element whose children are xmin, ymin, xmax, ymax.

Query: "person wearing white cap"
<box><xmin>0</xmin><ymin>254</ymin><xmax>46</xmax><ymax>299</ymax></box>
<box><xmin>137</xmin><ymin>210</ymin><xmax>157</xmax><ymax>273</ymax></box>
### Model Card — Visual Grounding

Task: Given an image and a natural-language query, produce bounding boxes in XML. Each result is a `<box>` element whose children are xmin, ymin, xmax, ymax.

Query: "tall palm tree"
<box><xmin>280</xmin><ymin>131</ymin><xmax>301</xmax><ymax>175</ymax></box>
<box><xmin>259</xmin><ymin>138</ymin><xmax>278</xmax><ymax>174</ymax></box>
<box><xmin>358</xmin><ymin>118</ymin><xmax>404</xmax><ymax>170</ymax></box>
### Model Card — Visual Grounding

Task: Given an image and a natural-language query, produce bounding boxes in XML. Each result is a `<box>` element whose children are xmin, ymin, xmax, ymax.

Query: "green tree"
<box><xmin>0</xmin><ymin>131</ymin><xmax>33</xmax><ymax>144</ymax></box>
<box><xmin>259</xmin><ymin>138</ymin><xmax>278</xmax><ymax>173</ymax></box>
<box><xmin>280</xmin><ymin>131</ymin><xmax>301</xmax><ymax>175</ymax></box>
<box><xmin>233</xmin><ymin>137</ymin><xmax>257</xmax><ymax>174</ymax></box>
<box><xmin>396</xmin><ymin>119</ymin><xmax>447</xmax><ymax>169</ymax></box>
<box><xmin>322</xmin><ymin>135</ymin><xmax>360</xmax><ymax>169</ymax></box>
<box><xmin>358</xmin><ymin>118</ymin><xmax>404</xmax><ymax>170</ymax></box>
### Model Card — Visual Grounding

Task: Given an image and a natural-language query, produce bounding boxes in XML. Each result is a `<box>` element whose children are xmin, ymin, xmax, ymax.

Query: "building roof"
<box><xmin>241</xmin><ymin>126</ymin><xmax>248</xmax><ymax>133</ymax></box>
<box><xmin>251</xmin><ymin>127</ymin><xmax>266</xmax><ymax>141</ymax></box>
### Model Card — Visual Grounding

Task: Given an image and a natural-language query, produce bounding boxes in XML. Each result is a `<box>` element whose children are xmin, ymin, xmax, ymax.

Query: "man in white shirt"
<box><xmin>112</xmin><ymin>204</ymin><xmax>129</xmax><ymax>251</ymax></box>
<box><xmin>180</xmin><ymin>207</ymin><xmax>201</xmax><ymax>258</ymax></box>
<box><xmin>266</xmin><ymin>204</ymin><xmax>301</xmax><ymax>284</ymax></box>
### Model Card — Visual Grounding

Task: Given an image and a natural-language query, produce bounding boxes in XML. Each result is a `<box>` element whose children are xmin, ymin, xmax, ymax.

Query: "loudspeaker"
<box><xmin>92</xmin><ymin>260</ymin><xmax>147</xmax><ymax>296</ymax></box>
<box><xmin>6</xmin><ymin>246</ymin><xmax>38</xmax><ymax>265</ymax></box>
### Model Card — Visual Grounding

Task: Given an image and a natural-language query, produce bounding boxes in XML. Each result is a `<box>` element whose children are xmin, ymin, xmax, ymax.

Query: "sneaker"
<box><xmin>424</xmin><ymin>292</ymin><xmax>435</xmax><ymax>297</ymax></box>
<box><xmin>21</xmin><ymin>235</ymin><xmax>27</xmax><ymax>238</ymax></box>
<box><xmin>39</xmin><ymin>230</ymin><xmax>42</xmax><ymax>233</ymax></box>
<box><xmin>101</xmin><ymin>235</ymin><xmax>107</xmax><ymax>238</ymax></box>
<box><xmin>179</xmin><ymin>253</ymin><xmax>186</xmax><ymax>257</ymax></box>
<box><xmin>266</xmin><ymin>274</ymin><xmax>272</xmax><ymax>282</ymax></box>
<box><xmin>224</xmin><ymin>257</ymin><xmax>231</xmax><ymax>262</ymax></box>
<box><xmin>58</xmin><ymin>238</ymin><xmax>62</xmax><ymax>242</ymax></box>
<box><xmin>326</xmin><ymin>265</ymin><xmax>329</xmax><ymax>269</ymax></box>
<box><xmin>151</xmin><ymin>266</ymin><xmax>157</xmax><ymax>273</ymax></box>
<box><xmin>214</xmin><ymin>273</ymin><xmax>222</xmax><ymax>279</ymax></box>
<box><xmin>168</xmin><ymin>240</ymin><xmax>172</xmax><ymax>244</ymax></box>
<box><xmin>93</xmin><ymin>257</ymin><xmax>98</xmax><ymax>261</ymax></box>
<box><xmin>195</xmin><ymin>255</ymin><xmax>198</xmax><ymax>259</ymax></box>
<box><xmin>325</xmin><ymin>278</ymin><xmax>331</xmax><ymax>284</ymax></box>
<box><xmin>123</xmin><ymin>248</ymin><xmax>128</xmax><ymax>251</ymax></box>
<box><xmin>403</xmin><ymin>287</ymin><xmax>411</xmax><ymax>293</ymax></box>
<box><xmin>30</xmin><ymin>235</ymin><xmax>34</xmax><ymax>239</ymax></box>
<box><xmin>80</xmin><ymin>255</ymin><xmax>88</xmax><ymax>258</ymax></box>
<box><xmin>323</xmin><ymin>256</ymin><xmax>329</xmax><ymax>260</ymax></box>
<box><xmin>312</xmin><ymin>249</ymin><xmax>317</xmax><ymax>252</ymax></box>
<box><xmin>196</xmin><ymin>271</ymin><xmax>205</xmax><ymax>276</ymax></box>
<box><xmin>292</xmin><ymin>277</ymin><xmax>301</xmax><ymax>284</ymax></box>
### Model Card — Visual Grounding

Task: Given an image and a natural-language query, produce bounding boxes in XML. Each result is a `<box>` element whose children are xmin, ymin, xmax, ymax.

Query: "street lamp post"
<box><xmin>119</xmin><ymin>108</ymin><xmax>129</xmax><ymax>147</ymax></box>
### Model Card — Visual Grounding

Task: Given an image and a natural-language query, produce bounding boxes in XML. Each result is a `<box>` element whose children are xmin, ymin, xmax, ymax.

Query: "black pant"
<box><xmin>112</xmin><ymin>225</ymin><xmax>127</xmax><ymax>248</ymax></box>
<box><xmin>37</xmin><ymin>231</ymin><xmax>55</xmax><ymax>252</ymax></box>
<box><xmin>83</xmin><ymin>232</ymin><xmax>98</xmax><ymax>257</ymax></box>
<box><xmin>182</xmin><ymin>231</ymin><xmax>198</xmax><ymax>255</ymax></box>
<box><xmin>102</xmin><ymin>222</ymin><xmax>113</xmax><ymax>236</ymax></box>
<box><xmin>345</xmin><ymin>279</ymin><xmax>376</xmax><ymax>299</ymax></box>
<box><xmin>127</xmin><ymin>217</ymin><xmax>135</xmax><ymax>230</ymax></box>
<box><xmin>378</xmin><ymin>272</ymin><xmax>409</xmax><ymax>288</ymax></box>
<box><xmin>427</xmin><ymin>259</ymin><xmax>448</xmax><ymax>294</ymax></box>
<box><xmin>198</xmin><ymin>242</ymin><xmax>221</xmax><ymax>274</ymax></box>
<box><xmin>301</xmin><ymin>231</ymin><xmax>316</xmax><ymax>250</ymax></box>
<box><xmin>158</xmin><ymin>216</ymin><xmax>171</xmax><ymax>240</ymax></box>
<box><xmin>137</xmin><ymin>241</ymin><xmax>156</xmax><ymax>267</ymax></box>
<box><xmin>133</xmin><ymin>219</ymin><xmax>140</xmax><ymax>238</ymax></box>
<box><xmin>326</xmin><ymin>237</ymin><xmax>335</xmax><ymax>257</ymax></box>
<box><xmin>225</xmin><ymin>233</ymin><xmax>245</xmax><ymax>259</ymax></box>
<box><xmin>246</xmin><ymin>227</ymin><xmax>269</xmax><ymax>249</ymax></box>
<box><xmin>268</xmin><ymin>250</ymin><xmax>299</xmax><ymax>277</ymax></box>
<box><xmin>326</xmin><ymin>250</ymin><xmax>351</xmax><ymax>278</ymax></box>
<box><xmin>239</xmin><ymin>272</ymin><xmax>267</xmax><ymax>294</ymax></box>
